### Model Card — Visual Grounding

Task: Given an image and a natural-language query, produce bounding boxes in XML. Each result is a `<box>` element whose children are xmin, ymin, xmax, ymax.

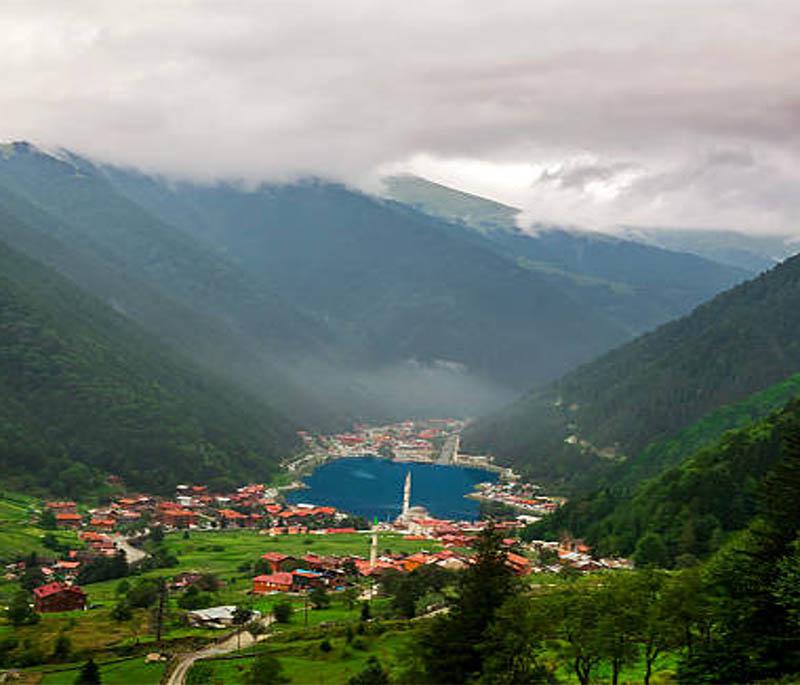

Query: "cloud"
<box><xmin>1</xmin><ymin>0</ymin><xmax>799</xmax><ymax>232</ymax></box>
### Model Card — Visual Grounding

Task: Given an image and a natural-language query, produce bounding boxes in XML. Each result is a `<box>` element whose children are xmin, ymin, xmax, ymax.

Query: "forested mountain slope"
<box><xmin>0</xmin><ymin>183</ymin><xmax>341</xmax><ymax>430</ymax></box>
<box><xmin>384</xmin><ymin>174</ymin><xmax>751</xmax><ymax>335</ymax></box>
<box><xmin>0</xmin><ymin>143</ymin><xmax>345</xmax><ymax>428</ymax></box>
<box><xmin>0</xmin><ymin>238</ymin><xmax>297</xmax><ymax>495</ymax></box>
<box><xmin>100</xmin><ymin>166</ymin><xmax>629</xmax><ymax>392</ymax></box>
<box><xmin>531</xmin><ymin>396</ymin><xmax>800</xmax><ymax>565</ymax></box>
<box><xmin>464</xmin><ymin>252</ymin><xmax>800</xmax><ymax>487</ymax></box>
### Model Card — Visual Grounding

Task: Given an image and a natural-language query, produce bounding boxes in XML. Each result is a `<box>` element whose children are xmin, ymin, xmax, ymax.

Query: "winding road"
<box><xmin>165</xmin><ymin>616</ymin><xmax>275</xmax><ymax>685</ymax></box>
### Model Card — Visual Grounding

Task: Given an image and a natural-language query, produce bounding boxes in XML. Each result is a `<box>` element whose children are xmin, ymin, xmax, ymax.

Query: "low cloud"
<box><xmin>1</xmin><ymin>0</ymin><xmax>799</xmax><ymax>233</ymax></box>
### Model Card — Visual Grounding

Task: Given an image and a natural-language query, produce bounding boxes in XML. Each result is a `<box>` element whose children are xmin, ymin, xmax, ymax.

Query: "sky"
<box><xmin>1</xmin><ymin>0</ymin><xmax>799</xmax><ymax>235</ymax></box>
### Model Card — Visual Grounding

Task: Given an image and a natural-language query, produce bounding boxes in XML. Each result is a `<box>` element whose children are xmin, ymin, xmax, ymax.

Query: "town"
<box><xmin>0</xmin><ymin>422</ymin><xmax>633</xmax><ymax>683</ymax></box>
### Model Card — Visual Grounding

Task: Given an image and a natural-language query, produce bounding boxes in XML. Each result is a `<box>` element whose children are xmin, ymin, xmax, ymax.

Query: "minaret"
<box><xmin>402</xmin><ymin>471</ymin><xmax>411</xmax><ymax>519</ymax></box>
<box><xmin>369</xmin><ymin>529</ymin><xmax>378</xmax><ymax>568</ymax></box>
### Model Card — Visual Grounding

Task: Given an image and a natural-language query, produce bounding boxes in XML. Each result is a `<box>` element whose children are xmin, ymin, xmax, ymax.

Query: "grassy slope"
<box><xmin>0</xmin><ymin>492</ymin><xmax>78</xmax><ymax>563</ymax></box>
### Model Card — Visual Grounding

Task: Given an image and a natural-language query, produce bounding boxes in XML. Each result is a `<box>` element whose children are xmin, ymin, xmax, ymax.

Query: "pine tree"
<box><xmin>418</xmin><ymin>525</ymin><xmax>517</xmax><ymax>683</ymax></box>
<box><xmin>75</xmin><ymin>658</ymin><xmax>101</xmax><ymax>685</ymax></box>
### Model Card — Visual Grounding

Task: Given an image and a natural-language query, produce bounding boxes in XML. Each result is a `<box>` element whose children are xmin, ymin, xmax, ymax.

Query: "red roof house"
<box><xmin>253</xmin><ymin>572</ymin><xmax>294</xmax><ymax>594</ymax></box>
<box><xmin>33</xmin><ymin>582</ymin><xmax>87</xmax><ymax>613</ymax></box>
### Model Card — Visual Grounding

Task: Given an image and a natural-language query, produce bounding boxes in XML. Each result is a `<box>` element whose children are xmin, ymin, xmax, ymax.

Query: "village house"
<box><xmin>217</xmin><ymin>508</ymin><xmax>250</xmax><ymax>528</ymax></box>
<box><xmin>89</xmin><ymin>517</ymin><xmax>116</xmax><ymax>532</ymax></box>
<box><xmin>46</xmin><ymin>501</ymin><xmax>78</xmax><ymax>514</ymax></box>
<box><xmin>33</xmin><ymin>582</ymin><xmax>87</xmax><ymax>613</ymax></box>
<box><xmin>253</xmin><ymin>572</ymin><xmax>294</xmax><ymax>594</ymax></box>
<box><xmin>55</xmin><ymin>512</ymin><xmax>83</xmax><ymax>529</ymax></box>
<box><xmin>155</xmin><ymin>503</ymin><xmax>198</xmax><ymax>528</ymax></box>
<box><xmin>260</xmin><ymin>552</ymin><xmax>297</xmax><ymax>573</ymax></box>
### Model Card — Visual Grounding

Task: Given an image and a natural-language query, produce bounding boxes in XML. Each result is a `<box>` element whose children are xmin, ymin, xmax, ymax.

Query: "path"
<box><xmin>111</xmin><ymin>534</ymin><xmax>147</xmax><ymax>564</ymax></box>
<box><xmin>165</xmin><ymin>616</ymin><xmax>275</xmax><ymax>685</ymax></box>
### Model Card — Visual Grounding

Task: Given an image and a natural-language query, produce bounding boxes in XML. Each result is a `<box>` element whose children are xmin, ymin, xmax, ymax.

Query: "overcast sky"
<box><xmin>2</xmin><ymin>0</ymin><xmax>799</xmax><ymax>234</ymax></box>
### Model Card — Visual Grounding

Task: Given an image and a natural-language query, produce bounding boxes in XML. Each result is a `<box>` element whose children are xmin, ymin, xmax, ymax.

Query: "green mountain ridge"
<box><xmin>0</xmin><ymin>237</ymin><xmax>297</xmax><ymax>495</ymax></box>
<box><xmin>529</xmin><ymin>374</ymin><xmax>800</xmax><ymax>561</ymax></box>
<box><xmin>463</xmin><ymin>251</ymin><xmax>800</xmax><ymax>489</ymax></box>
<box><xmin>384</xmin><ymin>174</ymin><xmax>752</xmax><ymax>336</ymax></box>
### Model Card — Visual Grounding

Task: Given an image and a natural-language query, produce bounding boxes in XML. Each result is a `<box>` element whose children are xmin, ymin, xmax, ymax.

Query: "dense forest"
<box><xmin>0</xmin><ymin>238</ymin><xmax>297</xmax><ymax>496</ymax></box>
<box><xmin>530</xmin><ymin>396</ymin><xmax>800</xmax><ymax>566</ymax></box>
<box><xmin>464</xmin><ymin>251</ymin><xmax>800</xmax><ymax>490</ymax></box>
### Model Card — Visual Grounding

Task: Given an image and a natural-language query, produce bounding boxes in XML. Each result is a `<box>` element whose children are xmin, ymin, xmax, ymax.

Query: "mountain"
<box><xmin>0</xmin><ymin>144</ymin><xmax>754</xmax><ymax>424</ymax></box>
<box><xmin>384</xmin><ymin>174</ymin><xmax>751</xmax><ymax>335</ymax></box>
<box><xmin>383</xmin><ymin>174</ymin><xmax>520</xmax><ymax>233</ymax></box>
<box><xmin>463</xmin><ymin>252</ymin><xmax>800</xmax><ymax>488</ymax></box>
<box><xmin>619</xmin><ymin>226</ymin><xmax>798</xmax><ymax>273</ymax></box>
<box><xmin>98</xmin><ymin>165</ymin><xmax>632</xmax><ymax>398</ymax></box>
<box><xmin>0</xmin><ymin>143</ymin><xmax>343</xmax><ymax>429</ymax></box>
<box><xmin>530</xmin><ymin>396</ymin><xmax>800</xmax><ymax>566</ymax></box>
<box><xmin>0</xmin><ymin>237</ymin><xmax>298</xmax><ymax>495</ymax></box>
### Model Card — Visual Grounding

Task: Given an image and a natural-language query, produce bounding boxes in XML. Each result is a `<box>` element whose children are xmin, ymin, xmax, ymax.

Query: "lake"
<box><xmin>286</xmin><ymin>456</ymin><xmax>498</xmax><ymax>521</ymax></box>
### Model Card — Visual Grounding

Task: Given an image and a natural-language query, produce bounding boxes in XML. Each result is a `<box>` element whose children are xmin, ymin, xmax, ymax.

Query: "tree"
<box><xmin>478</xmin><ymin>595</ymin><xmax>553</xmax><ymax>685</ymax></box>
<box><xmin>186</xmin><ymin>662</ymin><xmax>214</xmax><ymax>685</ymax></box>
<box><xmin>596</xmin><ymin>574</ymin><xmax>646</xmax><ymax>685</ymax></box>
<box><xmin>111</xmin><ymin>602</ymin><xmax>133</xmax><ymax>622</ymax></box>
<box><xmin>347</xmin><ymin>656</ymin><xmax>389</xmax><ymax>685</ymax></box>
<box><xmin>20</xmin><ymin>567</ymin><xmax>46</xmax><ymax>591</ymax></box>
<box><xmin>360</xmin><ymin>601</ymin><xmax>371</xmax><ymax>622</ymax></box>
<box><xmin>6</xmin><ymin>591</ymin><xmax>38</xmax><ymax>626</ymax></box>
<box><xmin>342</xmin><ymin>587</ymin><xmax>358</xmax><ymax>610</ymax></box>
<box><xmin>245</xmin><ymin>654</ymin><xmax>289</xmax><ymax>685</ymax></box>
<box><xmin>232</xmin><ymin>605</ymin><xmax>253</xmax><ymax>650</ymax></box>
<box><xmin>40</xmin><ymin>508</ymin><xmax>57</xmax><ymax>530</ymax></box>
<box><xmin>52</xmin><ymin>634</ymin><xmax>72</xmax><ymax>662</ymax></box>
<box><xmin>634</xmin><ymin>532</ymin><xmax>669</xmax><ymax>568</ymax></box>
<box><xmin>75</xmin><ymin>658</ymin><xmax>101</xmax><ymax>685</ymax></box>
<box><xmin>309</xmin><ymin>587</ymin><xmax>330</xmax><ymax>610</ymax></box>
<box><xmin>272</xmin><ymin>601</ymin><xmax>292</xmax><ymax>624</ymax></box>
<box><xmin>417</xmin><ymin>525</ymin><xmax>517</xmax><ymax>683</ymax></box>
<box><xmin>549</xmin><ymin>586</ymin><xmax>605</xmax><ymax>685</ymax></box>
<box><xmin>126</xmin><ymin>579</ymin><xmax>160</xmax><ymax>608</ymax></box>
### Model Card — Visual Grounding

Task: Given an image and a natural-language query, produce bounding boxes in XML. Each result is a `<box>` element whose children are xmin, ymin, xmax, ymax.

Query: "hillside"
<box><xmin>619</xmin><ymin>226</ymin><xmax>797</xmax><ymax>273</ymax></box>
<box><xmin>531</xmin><ymin>397</ymin><xmax>800</xmax><ymax>566</ymax></box>
<box><xmin>100</xmin><ymin>167</ymin><xmax>630</xmax><ymax>394</ymax></box>
<box><xmin>382</xmin><ymin>174</ymin><xmax>521</xmax><ymax>233</ymax></box>
<box><xmin>384</xmin><ymin>175</ymin><xmax>750</xmax><ymax>335</ymax></box>
<box><xmin>0</xmin><ymin>238</ymin><xmax>298</xmax><ymax>495</ymax></box>
<box><xmin>464</xmin><ymin>252</ymin><xmax>800</xmax><ymax>487</ymax></box>
<box><xmin>0</xmin><ymin>143</ymin><xmax>344</xmax><ymax>429</ymax></box>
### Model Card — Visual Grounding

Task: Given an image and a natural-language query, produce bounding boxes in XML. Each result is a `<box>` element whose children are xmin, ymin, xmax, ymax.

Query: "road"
<box><xmin>165</xmin><ymin>616</ymin><xmax>275</xmax><ymax>685</ymax></box>
<box><xmin>111</xmin><ymin>534</ymin><xmax>147</xmax><ymax>564</ymax></box>
<box><xmin>437</xmin><ymin>434</ymin><xmax>460</xmax><ymax>465</ymax></box>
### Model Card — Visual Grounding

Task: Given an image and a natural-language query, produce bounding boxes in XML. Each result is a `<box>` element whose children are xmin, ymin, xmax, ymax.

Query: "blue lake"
<box><xmin>286</xmin><ymin>456</ymin><xmax>498</xmax><ymax>521</ymax></box>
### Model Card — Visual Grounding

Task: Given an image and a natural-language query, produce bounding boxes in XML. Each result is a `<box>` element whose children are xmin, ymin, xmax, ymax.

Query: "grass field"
<box><xmin>36</xmin><ymin>657</ymin><xmax>166</xmax><ymax>685</ymax></box>
<box><xmin>188</xmin><ymin>620</ymin><xmax>416</xmax><ymax>685</ymax></box>
<box><xmin>0</xmin><ymin>491</ymin><xmax>79</xmax><ymax>564</ymax></box>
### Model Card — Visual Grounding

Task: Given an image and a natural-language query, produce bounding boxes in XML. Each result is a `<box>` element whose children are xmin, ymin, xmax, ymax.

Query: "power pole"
<box><xmin>155</xmin><ymin>578</ymin><xmax>167</xmax><ymax>644</ymax></box>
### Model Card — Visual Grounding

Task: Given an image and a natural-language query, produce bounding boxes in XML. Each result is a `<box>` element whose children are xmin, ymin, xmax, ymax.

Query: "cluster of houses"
<box><xmin>250</xmin><ymin>541</ymin><xmax>533</xmax><ymax>596</ymax></box>
<box><xmin>296</xmin><ymin>418</ymin><xmax>465</xmax><ymax>463</ymax></box>
<box><xmin>47</xmin><ymin>497</ymin><xmax>150</xmax><ymax>533</ymax></box>
<box><xmin>46</xmin><ymin>484</ymin><xmax>357</xmax><ymax>536</ymax></box>
<box><xmin>470</xmin><ymin>481</ymin><xmax>567</xmax><ymax>522</ymax></box>
<box><xmin>527</xmin><ymin>538</ymin><xmax>634</xmax><ymax>573</ymax></box>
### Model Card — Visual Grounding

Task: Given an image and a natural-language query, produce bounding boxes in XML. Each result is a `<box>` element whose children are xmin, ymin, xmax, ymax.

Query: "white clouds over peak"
<box><xmin>2</xmin><ymin>0</ymin><xmax>799</xmax><ymax>233</ymax></box>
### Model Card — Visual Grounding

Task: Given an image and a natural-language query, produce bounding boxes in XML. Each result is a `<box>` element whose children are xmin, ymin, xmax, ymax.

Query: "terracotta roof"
<box><xmin>33</xmin><ymin>582</ymin><xmax>85</xmax><ymax>599</ymax></box>
<box><xmin>254</xmin><ymin>572</ymin><xmax>293</xmax><ymax>586</ymax></box>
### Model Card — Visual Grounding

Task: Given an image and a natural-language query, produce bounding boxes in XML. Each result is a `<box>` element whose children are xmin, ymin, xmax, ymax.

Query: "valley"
<box><xmin>0</xmin><ymin>145</ymin><xmax>798</xmax><ymax>684</ymax></box>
